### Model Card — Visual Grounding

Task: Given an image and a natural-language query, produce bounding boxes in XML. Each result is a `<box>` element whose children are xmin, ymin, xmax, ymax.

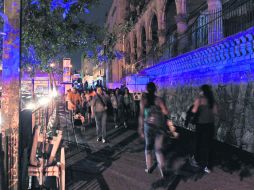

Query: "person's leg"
<box><xmin>194</xmin><ymin>124</ymin><xmax>202</xmax><ymax>165</ymax></box>
<box><xmin>113</xmin><ymin>108</ymin><xmax>118</xmax><ymax>128</ymax></box>
<box><xmin>197</xmin><ymin>124</ymin><xmax>209</xmax><ymax>168</ymax></box>
<box><xmin>118</xmin><ymin>108</ymin><xmax>123</xmax><ymax>126</ymax></box>
<box><xmin>155</xmin><ymin>133</ymin><xmax>165</xmax><ymax>177</ymax></box>
<box><xmin>101</xmin><ymin>111</ymin><xmax>107</xmax><ymax>141</ymax></box>
<box><xmin>206</xmin><ymin>123</ymin><xmax>214</xmax><ymax>169</ymax></box>
<box><xmin>144</xmin><ymin>125</ymin><xmax>155</xmax><ymax>171</ymax></box>
<box><xmin>95</xmin><ymin>112</ymin><xmax>102</xmax><ymax>140</ymax></box>
<box><xmin>123</xmin><ymin>105</ymin><xmax>128</xmax><ymax>128</ymax></box>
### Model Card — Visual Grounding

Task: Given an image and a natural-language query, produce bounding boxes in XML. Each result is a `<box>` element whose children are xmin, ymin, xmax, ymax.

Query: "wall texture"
<box><xmin>158</xmin><ymin>84</ymin><xmax>254</xmax><ymax>153</ymax></box>
<box><xmin>142</xmin><ymin>27</ymin><xmax>254</xmax><ymax>153</ymax></box>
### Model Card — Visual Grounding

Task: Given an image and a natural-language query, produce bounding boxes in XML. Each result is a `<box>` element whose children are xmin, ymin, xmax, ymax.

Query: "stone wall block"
<box><xmin>245</xmin><ymin>34</ymin><xmax>254</xmax><ymax>54</ymax></box>
<box><xmin>229</xmin><ymin>47</ymin><xmax>236</xmax><ymax>58</ymax></box>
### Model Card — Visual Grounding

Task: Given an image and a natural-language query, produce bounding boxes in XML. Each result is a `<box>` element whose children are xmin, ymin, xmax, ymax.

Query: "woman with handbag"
<box><xmin>191</xmin><ymin>84</ymin><xmax>217</xmax><ymax>173</ymax></box>
<box><xmin>138</xmin><ymin>82</ymin><xmax>178</xmax><ymax>178</ymax></box>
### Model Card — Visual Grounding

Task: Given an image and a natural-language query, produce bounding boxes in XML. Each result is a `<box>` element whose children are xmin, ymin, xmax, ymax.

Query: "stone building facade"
<box><xmin>106</xmin><ymin>0</ymin><xmax>225</xmax><ymax>80</ymax></box>
<box><xmin>106</xmin><ymin>0</ymin><xmax>254</xmax><ymax>153</ymax></box>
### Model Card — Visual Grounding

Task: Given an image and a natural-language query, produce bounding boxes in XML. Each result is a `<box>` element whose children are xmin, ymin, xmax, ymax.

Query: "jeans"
<box><xmin>195</xmin><ymin>123</ymin><xmax>214</xmax><ymax>168</ymax></box>
<box><xmin>113</xmin><ymin>108</ymin><xmax>118</xmax><ymax>125</ymax></box>
<box><xmin>144</xmin><ymin>123</ymin><xmax>165</xmax><ymax>171</ymax></box>
<box><xmin>95</xmin><ymin>111</ymin><xmax>107</xmax><ymax>139</ymax></box>
<box><xmin>144</xmin><ymin>124</ymin><xmax>164</xmax><ymax>152</ymax></box>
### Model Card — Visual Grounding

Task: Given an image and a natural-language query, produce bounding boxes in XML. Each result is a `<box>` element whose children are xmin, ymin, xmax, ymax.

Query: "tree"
<box><xmin>102</xmin><ymin>20</ymin><xmax>134</xmax><ymax>62</ymax></box>
<box><xmin>21</xmin><ymin>0</ymin><xmax>102</xmax><ymax>73</ymax></box>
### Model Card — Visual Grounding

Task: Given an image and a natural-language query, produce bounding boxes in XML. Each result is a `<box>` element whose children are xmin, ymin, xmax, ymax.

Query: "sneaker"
<box><xmin>97</xmin><ymin>137</ymin><xmax>102</xmax><ymax>142</ymax></box>
<box><xmin>102</xmin><ymin>139</ymin><xmax>106</xmax><ymax>143</ymax></box>
<box><xmin>145</xmin><ymin>168</ymin><xmax>152</xmax><ymax>174</ymax></box>
<box><xmin>115</xmin><ymin>125</ymin><xmax>119</xmax><ymax>128</ymax></box>
<box><xmin>124</xmin><ymin>122</ymin><xmax>128</xmax><ymax>128</ymax></box>
<box><xmin>204</xmin><ymin>166</ymin><xmax>211</xmax><ymax>174</ymax></box>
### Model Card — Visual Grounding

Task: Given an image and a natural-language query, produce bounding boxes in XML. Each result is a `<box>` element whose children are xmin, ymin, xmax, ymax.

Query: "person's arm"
<box><xmin>213</xmin><ymin>103</ymin><xmax>218</xmax><ymax>115</ymax></box>
<box><xmin>78</xmin><ymin>94</ymin><xmax>82</xmax><ymax>105</ymax></box>
<box><xmin>138</xmin><ymin>97</ymin><xmax>145</xmax><ymax>138</ymax></box>
<box><xmin>158</xmin><ymin>98</ymin><xmax>179</xmax><ymax>138</ymax></box>
<box><xmin>158</xmin><ymin>98</ymin><xmax>169</xmax><ymax>116</ymax></box>
<box><xmin>191</xmin><ymin>98</ymin><xmax>200</xmax><ymax>113</ymax></box>
<box><xmin>91</xmin><ymin>97</ymin><xmax>95</xmax><ymax>117</ymax></box>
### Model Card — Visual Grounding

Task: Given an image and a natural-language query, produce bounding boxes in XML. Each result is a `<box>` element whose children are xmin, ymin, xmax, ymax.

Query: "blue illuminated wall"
<box><xmin>140</xmin><ymin>27</ymin><xmax>254</xmax><ymax>153</ymax></box>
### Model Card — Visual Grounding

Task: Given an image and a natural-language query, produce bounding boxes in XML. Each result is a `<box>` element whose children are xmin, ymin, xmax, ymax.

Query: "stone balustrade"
<box><xmin>141</xmin><ymin>26</ymin><xmax>254</xmax><ymax>87</ymax></box>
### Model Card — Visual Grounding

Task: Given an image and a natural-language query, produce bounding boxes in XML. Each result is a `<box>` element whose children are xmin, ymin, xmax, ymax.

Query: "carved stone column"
<box><xmin>2</xmin><ymin>0</ymin><xmax>21</xmax><ymax>189</ymax></box>
<box><xmin>175</xmin><ymin>0</ymin><xmax>187</xmax><ymax>34</ymax></box>
<box><xmin>207</xmin><ymin>0</ymin><xmax>223</xmax><ymax>44</ymax></box>
<box><xmin>175</xmin><ymin>14</ymin><xmax>188</xmax><ymax>35</ymax></box>
<box><xmin>175</xmin><ymin>0</ymin><xmax>188</xmax><ymax>54</ymax></box>
<box><xmin>175</xmin><ymin>14</ymin><xmax>188</xmax><ymax>54</ymax></box>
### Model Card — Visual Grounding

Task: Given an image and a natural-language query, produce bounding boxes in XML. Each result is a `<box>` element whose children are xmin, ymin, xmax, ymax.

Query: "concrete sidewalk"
<box><xmin>58</xmin><ymin>105</ymin><xmax>254</xmax><ymax>190</ymax></box>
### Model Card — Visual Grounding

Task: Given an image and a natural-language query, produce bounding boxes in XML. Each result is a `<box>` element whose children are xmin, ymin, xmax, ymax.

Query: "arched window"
<box><xmin>141</xmin><ymin>27</ymin><xmax>146</xmax><ymax>57</ymax></box>
<box><xmin>164</xmin><ymin>0</ymin><xmax>178</xmax><ymax>57</ymax></box>
<box><xmin>151</xmin><ymin>14</ymin><xmax>159</xmax><ymax>48</ymax></box>
<box><xmin>165</xmin><ymin>0</ymin><xmax>177</xmax><ymax>35</ymax></box>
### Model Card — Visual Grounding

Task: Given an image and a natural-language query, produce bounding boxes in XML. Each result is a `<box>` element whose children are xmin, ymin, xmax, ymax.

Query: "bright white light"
<box><xmin>26</xmin><ymin>102</ymin><xmax>36</xmax><ymax>110</ymax></box>
<box><xmin>49</xmin><ymin>89</ymin><xmax>58</xmax><ymax>98</ymax></box>
<box><xmin>50</xmin><ymin>63</ymin><xmax>55</xmax><ymax>68</ymax></box>
<box><xmin>52</xmin><ymin>89</ymin><xmax>57</xmax><ymax>98</ymax></box>
<box><xmin>0</xmin><ymin>32</ymin><xmax>6</xmax><ymax>36</ymax></box>
<box><xmin>39</xmin><ymin>97</ymin><xmax>51</xmax><ymax>106</ymax></box>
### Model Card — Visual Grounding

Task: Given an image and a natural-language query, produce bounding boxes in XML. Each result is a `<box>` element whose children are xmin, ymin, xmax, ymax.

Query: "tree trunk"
<box><xmin>1</xmin><ymin>0</ymin><xmax>21</xmax><ymax>189</ymax></box>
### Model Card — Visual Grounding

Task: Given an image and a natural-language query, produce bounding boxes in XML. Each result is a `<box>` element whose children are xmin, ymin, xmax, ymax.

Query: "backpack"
<box><xmin>144</xmin><ymin>104</ymin><xmax>164</xmax><ymax>128</ymax></box>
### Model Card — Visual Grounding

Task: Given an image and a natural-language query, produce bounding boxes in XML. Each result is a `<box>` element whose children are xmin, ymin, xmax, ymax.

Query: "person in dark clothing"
<box><xmin>123</xmin><ymin>88</ymin><xmax>132</xmax><ymax>128</ymax></box>
<box><xmin>115</xmin><ymin>88</ymin><xmax>124</xmax><ymax>128</ymax></box>
<box><xmin>191</xmin><ymin>84</ymin><xmax>217</xmax><ymax>173</ymax></box>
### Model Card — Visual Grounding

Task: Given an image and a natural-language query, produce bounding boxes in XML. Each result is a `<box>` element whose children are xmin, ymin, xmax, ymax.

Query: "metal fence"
<box><xmin>132</xmin><ymin>0</ymin><xmax>254</xmax><ymax>73</ymax></box>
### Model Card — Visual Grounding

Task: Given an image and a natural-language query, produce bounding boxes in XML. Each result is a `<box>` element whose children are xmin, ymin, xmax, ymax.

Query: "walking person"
<box><xmin>91</xmin><ymin>87</ymin><xmax>108</xmax><ymax>143</ymax></box>
<box><xmin>110</xmin><ymin>91</ymin><xmax>119</xmax><ymax>128</ymax></box>
<box><xmin>68</xmin><ymin>88</ymin><xmax>82</xmax><ymax>121</ymax></box>
<box><xmin>139</xmin><ymin>82</ymin><xmax>178</xmax><ymax>178</ymax></box>
<box><xmin>84</xmin><ymin>91</ymin><xmax>92</xmax><ymax>124</ymax></box>
<box><xmin>115</xmin><ymin>88</ymin><xmax>124</xmax><ymax>128</ymax></box>
<box><xmin>123</xmin><ymin>88</ymin><xmax>132</xmax><ymax>128</ymax></box>
<box><xmin>190</xmin><ymin>84</ymin><xmax>217</xmax><ymax>173</ymax></box>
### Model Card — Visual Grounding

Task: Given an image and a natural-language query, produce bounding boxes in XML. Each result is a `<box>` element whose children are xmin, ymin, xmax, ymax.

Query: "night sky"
<box><xmin>70</xmin><ymin>0</ymin><xmax>113</xmax><ymax>71</ymax></box>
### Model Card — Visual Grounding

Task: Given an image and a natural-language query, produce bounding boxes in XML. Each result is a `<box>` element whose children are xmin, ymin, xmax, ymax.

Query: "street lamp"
<box><xmin>50</xmin><ymin>63</ymin><xmax>55</xmax><ymax>68</ymax></box>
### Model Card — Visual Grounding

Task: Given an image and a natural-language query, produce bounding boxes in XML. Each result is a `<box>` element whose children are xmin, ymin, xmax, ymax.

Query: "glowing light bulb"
<box><xmin>39</xmin><ymin>97</ymin><xmax>51</xmax><ymax>106</ymax></box>
<box><xmin>26</xmin><ymin>102</ymin><xmax>36</xmax><ymax>110</ymax></box>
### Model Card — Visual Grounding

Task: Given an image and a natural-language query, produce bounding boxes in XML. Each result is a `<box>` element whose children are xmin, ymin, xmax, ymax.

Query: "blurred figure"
<box><xmin>68</xmin><ymin>88</ymin><xmax>82</xmax><ymax>112</ymax></box>
<box><xmin>110</xmin><ymin>90</ymin><xmax>119</xmax><ymax>128</ymax></box>
<box><xmin>191</xmin><ymin>84</ymin><xmax>217</xmax><ymax>173</ymax></box>
<box><xmin>115</xmin><ymin>88</ymin><xmax>124</xmax><ymax>128</ymax></box>
<box><xmin>65</xmin><ymin>89</ymin><xmax>71</xmax><ymax>111</ymax></box>
<box><xmin>139</xmin><ymin>82</ymin><xmax>177</xmax><ymax>178</ymax></box>
<box><xmin>84</xmin><ymin>91</ymin><xmax>92</xmax><ymax>124</ymax></box>
<box><xmin>91</xmin><ymin>87</ymin><xmax>108</xmax><ymax>143</ymax></box>
<box><xmin>123</xmin><ymin>88</ymin><xmax>132</xmax><ymax>128</ymax></box>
